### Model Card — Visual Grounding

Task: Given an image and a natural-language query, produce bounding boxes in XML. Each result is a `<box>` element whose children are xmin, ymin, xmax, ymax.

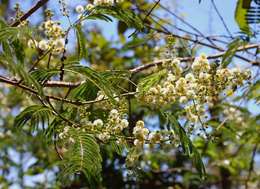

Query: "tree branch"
<box><xmin>130</xmin><ymin>43</ymin><xmax>260</xmax><ymax>74</ymax></box>
<box><xmin>0</xmin><ymin>75</ymin><xmax>136</xmax><ymax>106</ymax></box>
<box><xmin>145</xmin><ymin>25</ymin><xmax>254</xmax><ymax>63</ymax></box>
<box><xmin>3</xmin><ymin>43</ymin><xmax>255</xmax><ymax>89</ymax></box>
<box><xmin>11</xmin><ymin>0</ymin><xmax>49</xmax><ymax>27</ymax></box>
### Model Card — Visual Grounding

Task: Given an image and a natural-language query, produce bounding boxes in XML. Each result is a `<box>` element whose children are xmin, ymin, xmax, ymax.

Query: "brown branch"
<box><xmin>130</xmin><ymin>43</ymin><xmax>260</xmax><ymax>74</ymax></box>
<box><xmin>9</xmin><ymin>43</ymin><xmax>256</xmax><ymax>89</ymax></box>
<box><xmin>145</xmin><ymin>25</ymin><xmax>254</xmax><ymax>63</ymax></box>
<box><xmin>0</xmin><ymin>75</ymin><xmax>136</xmax><ymax>106</ymax></box>
<box><xmin>0</xmin><ymin>75</ymin><xmax>83</xmax><ymax>105</ymax></box>
<box><xmin>44</xmin><ymin>81</ymin><xmax>82</xmax><ymax>88</ymax></box>
<box><xmin>11</xmin><ymin>0</ymin><xmax>49</xmax><ymax>27</ymax></box>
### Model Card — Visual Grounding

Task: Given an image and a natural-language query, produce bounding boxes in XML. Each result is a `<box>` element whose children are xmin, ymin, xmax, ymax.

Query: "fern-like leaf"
<box><xmin>14</xmin><ymin>105</ymin><xmax>53</xmax><ymax>131</ymax></box>
<box><xmin>66</xmin><ymin>65</ymin><xmax>117</xmax><ymax>104</ymax></box>
<box><xmin>61</xmin><ymin>129</ymin><xmax>102</xmax><ymax>186</ymax></box>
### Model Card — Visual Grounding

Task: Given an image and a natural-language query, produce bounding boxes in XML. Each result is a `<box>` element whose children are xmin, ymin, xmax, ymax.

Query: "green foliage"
<box><xmin>61</xmin><ymin>129</ymin><xmax>102</xmax><ymax>187</ymax></box>
<box><xmin>137</xmin><ymin>69</ymin><xmax>166</xmax><ymax>94</ymax></box>
<box><xmin>247</xmin><ymin>80</ymin><xmax>260</xmax><ymax>102</ymax></box>
<box><xmin>235</xmin><ymin>0</ymin><xmax>253</xmax><ymax>35</ymax></box>
<box><xmin>0</xmin><ymin>25</ymin><xmax>33</xmax><ymax>42</ymax></box>
<box><xmin>221</xmin><ymin>38</ymin><xmax>245</xmax><ymax>68</ymax></box>
<box><xmin>66</xmin><ymin>64</ymin><xmax>117</xmax><ymax>103</ymax></box>
<box><xmin>0</xmin><ymin>1</ymin><xmax>259</xmax><ymax>188</ymax></box>
<box><xmin>16</xmin><ymin>64</ymin><xmax>45</xmax><ymax>96</ymax></box>
<box><xmin>14</xmin><ymin>105</ymin><xmax>53</xmax><ymax>130</ymax></box>
<box><xmin>166</xmin><ymin>113</ymin><xmax>206</xmax><ymax>179</ymax></box>
<box><xmin>122</xmin><ymin>33</ymin><xmax>155</xmax><ymax>50</ymax></box>
<box><xmin>75</xmin><ymin>25</ymin><xmax>88</xmax><ymax>60</ymax></box>
<box><xmin>30</xmin><ymin>69</ymin><xmax>60</xmax><ymax>84</ymax></box>
<box><xmin>84</xmin><ymin>5</ymin><xmax>144</xmax><ymax>31</ymax></box>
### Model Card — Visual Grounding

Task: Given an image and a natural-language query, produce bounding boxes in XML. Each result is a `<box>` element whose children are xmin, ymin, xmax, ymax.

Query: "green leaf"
<box><xmin>167</xmin><ymin>113</ymin><xmax>193</xmax><ymax>155</ymax></box>
<box><xmin>75</xmin><ymin>25</ymin><xmax>88</xmax><ymax>60</ymax></box>
<box><xmin>30</xmin><ymin>69</ymin><xmax>60</xmax><ymax>84</ymax></box>
<box><xmin>192</xmin><ymin>146</ymin><xmax>206</xmax><ymax>179</ymax></box>
<box><xmin>87</xmin><ymin>6</ymin><xmax>144</xmax><ymax>31</ymax></box>
<box><xmin>65</xmin><ymin>65</ymin><xmax>117</xmax><ymax>104</ymax></box>
<box><xmin>11</xmin><ymin>39</ymin><xmax>25</xmax><ymax>64</ymax></box>
<box><xmin>222</xmin><ymin>38</ymin><xmax>245</xmax><ymax>68</ymax></box>
<box><xmin>122</xmin><ymin>34</ymin><xmax>154</xmax><ymax>50</ymax></box>
<box><xmin>61</xmin><ymin>129</ymin><xmax>102</xmax><ymax>187</ymax></box>
<box><xmin>16</xmin><ymin>64</ymin><xmax>45</xmax><ymax>97</ymax></box>
<box><xmin>235</xmin><ymin>0</ymin><xmax>253</xmax><ymax>35</ymax></box>
<box><xmin>14</xmin><ymin>105</ymin><xmax>53</xmax><ymax>129</ymax></box>
<box><xmin>118</xmin><ymin>20</ymin><xmax>128</xmax><ymax>34</ymax></box>
<box><xmin>86</xmin><ymin>14</ymin><xmax>113</xmax><ymax>22</ymax></box>
<box><xmin>137</xmin><ymin>70</ymin><xmax>166</xmax><ymax>94</ymax></box>
<box><xmin>247</xmin><ymin>80</ymin><xmax>260</xmax><ymax>102</ymax></box>
<box><xmin>0</xmin><ymin>26</ymin><xmax>32</xmax><ymax>42</ymax></box>
<box><xmin>69</xmin><ymin>81</ymin><xmax>98</xmax><ymax>101</ymax></box>
<box><xmin>165</xmin><ymin>113</ymin><xmax>206</xmax><ymax>179</ymax></box>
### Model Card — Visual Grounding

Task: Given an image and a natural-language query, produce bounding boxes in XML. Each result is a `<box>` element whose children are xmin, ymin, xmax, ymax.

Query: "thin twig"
<box><xmin>211</xmin><ymin>0</ymin><xmax>233</xmax><ymax>38</ymax></box>
<box><xmin>152</xmin><ymin>24</ymin><xmax>254</xmax><ymax>62</ymax></box>
<box><xmin>130</xmin><ymin>43</ymin><xmax>260</xmax><ymax>73</ymax></box>
<box><xmin>11</xmin><ymin>0</ymin><xmax>49</xmax><ymax>27</ymax></box>
<box><xmin>159</xmin><ymin>3</ymin><xmax>217</xmax><ymax>47</ymax></box>
<box><xmin>0</xmin><ymin>75</ymin><xmax>136</xmax><ymax>106</ymax></box>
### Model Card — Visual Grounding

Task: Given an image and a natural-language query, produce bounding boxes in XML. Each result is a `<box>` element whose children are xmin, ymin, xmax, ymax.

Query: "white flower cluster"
<box><xmin>97</xmin><ymin>109</ymin><xmax>129</xmax><ymax>141</ymax></box>
<box><xmin>59</xmin><ymin>126</ymin><xmax>75</xmax><ymax>144</ymax></box>
<box><xmin>223</xmin><ymin>107</ymin><xmax>244</xmax><ymax>123</ymax></box>
<box><xmin>133</xmin><ymin>120</ymin><xmax>149</xmax><ymax>146</ymax></box>
<box><xmin>133</xmin><ymin>121</ymin><xmax>163</xmax><ymax>147</ymax></box>
<box><xmin>75</xmin><ymin>0</ymin><xmax>125</xmax><ymax>15</ymax></box>
<box><xmin>93</xmin><ymin>0</ymin><xmax>124</xmax><ymax>6</ymax></box>
<box><xmin>94</xmin><ymin>90</ymin><xmax>126</xmax><ymax>110</ymax></box>
<box><xmin>137</xmin><ymin>54</ymin><xmax>251</xmax><ymax>123</ymax></box>
<box><xmin>58</xmin><ymin>109</ymin><xmax>129</xmax><ymax>143</ymax></box>
<box><xmin>28</xmin><ymin>20</ymin><xmax>65</xmax><ymax>55</ymax></box>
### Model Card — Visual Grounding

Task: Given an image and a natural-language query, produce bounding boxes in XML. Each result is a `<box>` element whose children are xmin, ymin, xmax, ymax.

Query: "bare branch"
<box><xmin>11</xmin><ymin>0</ymin><xmax>49</xmax><ymax>27</ymax></box>
<box><xmin>130</xmin><ymin>43</ymin><xmax>260</xmax><ymax>74</ymax></box>
<box><xmin>211</xmin><ymin>0</ymin><xmax>233</xmax><ymax>38</ymax></box>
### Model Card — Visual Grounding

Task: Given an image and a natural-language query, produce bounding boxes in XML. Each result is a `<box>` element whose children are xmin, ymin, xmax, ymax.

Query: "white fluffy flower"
<box><xmin>27</xmin><ymin>39</ymin><xmax>38</xmax><ymax>48</ymax></box>
<box><xmin>54</xmin><ymin>38</ymin><xmax>65</xmax><ymax>49</ymax></box>
<box><xmin>110</xmin><ymin>109</ymin><xmax>119</xmax><ymax>117</ymax></box>
<box><xmin>136</xmin><ymin>120</ymin><xmax>144</xmax><ymax>128</ymax></box>
<box><xmin>120</xmin><ymin>119</ymin><xmax>129</xmax><ymax>128</ymax></box>
<box><xmin>134</xmin><ymin>139</ymin><xmax>143</xmax><ymax>146</ymax></box>
<box><xmin>86</xmin><ymin>4</ymin><xmax>94</xmax><ymax>10</ymax></box>
<box><xmin>93</xmin><ymin>119</ymin><xmax>104</xmax><ymax>127</ymax></box>
<box><xmin>38</xmin><ymin>40</ymin><xmax>49</xmax><ymax>51</ymax></box>
<box><xmin>76</xmin><ymin>5</ymin><xmax>84</xmax><ymax>13</ymax></box>
<box><xmin>98</xmin><ymin>132</ymin><xmax>110</xmax><ymax>141</ymax></box>
<box><xmin>179</xmin><ymin>96</ymin><xmax>188</xmax><ymax>103</ymax></box>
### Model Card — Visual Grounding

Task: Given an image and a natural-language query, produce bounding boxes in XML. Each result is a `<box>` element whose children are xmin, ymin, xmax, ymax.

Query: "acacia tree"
<box><xmin>0</xmin><ymin>0</ymin><xmax>259</xmax><ymax>188</ymax></box>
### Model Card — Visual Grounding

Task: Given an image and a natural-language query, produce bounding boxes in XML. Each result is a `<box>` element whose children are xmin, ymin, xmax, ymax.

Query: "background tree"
<box><xmin>0</xmin><ymin>0</ymin><xmax>259</xmax><ymax>188</ymax></box>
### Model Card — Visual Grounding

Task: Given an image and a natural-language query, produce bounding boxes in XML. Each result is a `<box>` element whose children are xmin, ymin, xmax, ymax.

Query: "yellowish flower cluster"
<box><xmin>223</xmin><ymin>107</ymin><xmax>244</xmax><ymax>124</ymax></box>
<box><xmin>75</xmin><ymin>0</ymin><xmax>125</xmax><ymax>15</ymax></box>
<box><xmin>133</xmin><ymin>120</ymin><xmax>149</xmax><ymax>146</ymax></box>
<box><xmin>93</xmin><ymin>0</ymin><xmax>124</xmax><ymax>6</ymax></box>
<box><xmin>58</xmin><ymin>126</ymin><xmax>75</xmax><ymax>144</ymax></box>
<box><xmin>28</xmin><ymin>20</ymin><xmax>65</xmax><ymax>55</ymax></box>
<box><xmin>13</xmin><ymin>3</ymin><xmax>29</xmax><ymax>27</ymax></box>
<box><xmin>137</xmin><ymin>54</ymin><xmax>251</xmax><ymax>123</ymax></box>
<box><xmin>97</xmin><ymin>109</ymin><xmax>129</xmax><ymax>141</ymax></box>
<box><xmin>133</xmin><ymin>121</ymin><xmax>165</xmax><ymax>148</ymax></box>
